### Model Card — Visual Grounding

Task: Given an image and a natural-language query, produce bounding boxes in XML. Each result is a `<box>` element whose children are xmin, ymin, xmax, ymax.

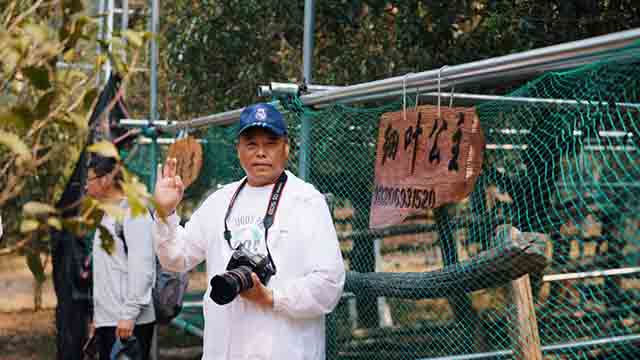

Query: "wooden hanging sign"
<box><xmin>369</xmin><ymin>105</ymin><xmax>485</xmax><ymax>229</ymax></box>
<box><xmin>166</xmin><ymin>136</ymin><xmax>203</xmax><ymax>189</ymax></box>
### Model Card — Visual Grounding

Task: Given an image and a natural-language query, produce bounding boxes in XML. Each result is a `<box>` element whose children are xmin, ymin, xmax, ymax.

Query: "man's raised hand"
<box><xmin>154</xmin><ymin>158</ymin><xmax>184</xmax><ymax>216</ymax></box>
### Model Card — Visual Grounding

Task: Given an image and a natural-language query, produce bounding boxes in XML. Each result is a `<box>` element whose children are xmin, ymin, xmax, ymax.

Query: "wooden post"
<box><xmin>502</xmin><ymin>226</ymin><xmax>543</xmax><ymax>360</ymax></box>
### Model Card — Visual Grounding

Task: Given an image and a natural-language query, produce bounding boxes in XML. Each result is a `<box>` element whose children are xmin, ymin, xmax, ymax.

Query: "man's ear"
<box><xmin>284</xmin><ymin>143</ymin><xmax>290</xmax><ymax>160</ymax></box>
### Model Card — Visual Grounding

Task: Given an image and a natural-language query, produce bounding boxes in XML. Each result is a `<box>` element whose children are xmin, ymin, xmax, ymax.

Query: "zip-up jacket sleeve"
<box><xmin>121</xmin><ymin>213</ymin><xmax>155</xmax><ymax>321</ymax></box>
<box><xmin>152</xmin><ymin>203</ymin><xmax>208</xmax><ymax>273</ymax></box>
<box><xmin>272</xmin><ymin>194</ymin><xmax>345</xmax><ymax>319</ymax></box>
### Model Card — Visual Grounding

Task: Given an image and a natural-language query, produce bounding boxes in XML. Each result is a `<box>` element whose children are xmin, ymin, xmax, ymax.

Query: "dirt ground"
<box><xmin>0</xmin><ymin>255</ymin><xmax>206</xmax><ymax>359</ymax></box>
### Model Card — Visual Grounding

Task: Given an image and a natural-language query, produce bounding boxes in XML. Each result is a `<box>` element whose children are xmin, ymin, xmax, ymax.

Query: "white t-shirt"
<box><xmin>226</xmin><ymin>183</ymin><xmax>274</xmax><ymax>256</ymax></box>
<box><xmin>153</xmin><ymin>171</ymin><xmax>345</xmax><ymax>360</ymax></box>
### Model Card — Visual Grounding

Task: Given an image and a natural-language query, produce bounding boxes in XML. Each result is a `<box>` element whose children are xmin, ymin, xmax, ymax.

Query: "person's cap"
<box><xmin>237</xmin><ymin>103</ymin><xmax>287</xmax><ymax>138</ymax></box>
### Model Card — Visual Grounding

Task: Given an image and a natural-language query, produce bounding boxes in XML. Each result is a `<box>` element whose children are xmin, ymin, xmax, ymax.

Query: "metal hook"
<box><xmin>449</xmin><ymin>85</ymin><xmax>455</xmax><ymax>108</ymax></box>
<box><xmin>437</xmin><ymin>65</ymin><xmax>448</xmax><ymax>118</ymax></box>
<box><xmin>402</xmin><ymin>73</ymin><xmax>412</xmax><ymax>122</ymax></box>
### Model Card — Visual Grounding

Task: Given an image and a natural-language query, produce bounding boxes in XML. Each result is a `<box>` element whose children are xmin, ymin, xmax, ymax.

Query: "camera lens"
<box><xmin>209</xmin><ymin>266</ymin><xmax>254</xmax><ymax>305</ymax></box>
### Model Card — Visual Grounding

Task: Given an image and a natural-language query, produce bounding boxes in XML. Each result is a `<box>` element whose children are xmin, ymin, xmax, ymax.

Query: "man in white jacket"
<box><xmin>153</xmin><ymin>103</ymin><xmax>345</xmax><ymax>359</ymax></box>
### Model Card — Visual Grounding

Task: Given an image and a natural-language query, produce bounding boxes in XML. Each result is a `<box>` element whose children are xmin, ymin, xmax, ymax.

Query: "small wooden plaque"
<box><xmin>370</xmin><ymin>105</ymin><xmax>485</xmax><ymax>229</ymax></box>
<box><xmin>166</xmin><ymin>136</ymin><xmax>203</xmax><ymax>189</ymax></box>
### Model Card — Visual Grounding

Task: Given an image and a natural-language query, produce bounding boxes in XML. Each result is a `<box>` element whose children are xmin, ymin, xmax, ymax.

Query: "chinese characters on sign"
<box><xmin>370</xmin><ymin>105</ymin><xmax>485</xmax><ymax>229</ymax></box>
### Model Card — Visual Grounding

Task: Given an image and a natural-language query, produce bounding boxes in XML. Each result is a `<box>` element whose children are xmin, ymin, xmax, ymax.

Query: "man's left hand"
<box><xmin>116</xmin><ymin>319</ymin><xmax>135</xmax><ymax>339</ymax></box>
<box><xmin>240</xmin><ymin>273</ymin><xmax>274</xmax><ymax>308</ymax></box>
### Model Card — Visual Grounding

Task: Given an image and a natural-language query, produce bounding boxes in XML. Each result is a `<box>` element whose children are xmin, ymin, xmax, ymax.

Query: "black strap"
<box><xmin>223</xmin><ymin>172</ymin><xmax>288</xmax><ymax>274</ymax></box>
<box><xmin>115</xmin><ymin>221</ymin><xmax>128</xmax><ymax>255</ymax></box>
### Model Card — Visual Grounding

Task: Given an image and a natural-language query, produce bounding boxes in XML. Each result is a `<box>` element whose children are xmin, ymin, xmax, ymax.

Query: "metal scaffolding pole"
<box><xmin>299</xmin><ymin>0</ymin><xmax>315</xmax><ymax>181</ymax></box>
<box><xmin>149</xmin><ymin>0</ymin><xmax>159</xmax><ymax>124</ymax></box>
<box><xmin>159</xmin><ymin>27</ymin><xmax>640</xmax><ymax>132</ymax></box>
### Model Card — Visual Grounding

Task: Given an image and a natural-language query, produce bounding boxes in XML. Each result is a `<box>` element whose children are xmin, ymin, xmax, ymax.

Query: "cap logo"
<box><xmin>255</xmin><ymin>108</ymin><xmax>267</xmax><ymax>121</ymax></box>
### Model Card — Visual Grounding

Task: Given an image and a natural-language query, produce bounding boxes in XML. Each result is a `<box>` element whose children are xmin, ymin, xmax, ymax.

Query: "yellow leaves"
<box><xmin>0</xmin><ymin>130</ymin><xmax>32</xmax><ymax>161</ymax></box>
<box><xmin>47</xmin><ymin>217</ymin><xmax>62</xmax><ymax>231</ymax></box>
<box><xmin>87</xmin><ymin>140</ymin><xmax>121</xmax><ymax>160</ymax></box>
<box><xmin>123</xmin><ymin>30</ymin><xmax>145</xmax><ymax>48</ymax></box>
<box><xmin>98</xmin><ymin>203</ymin><xmax>126</xmax><ymax>223</ymax></box>
<box><xmin>23</xmin><ymin>202</ymin><xmax>57</xmax><ymax>216</ymax></box>
<box><xmin>121</xmin><ymin>175</ymin><xmax>152</xmax><ymax>218</ymax></box>
<box><xmin>20</xmin><ymin>219</ymin><xmax>40</xmax><ymax>233</ymax></box>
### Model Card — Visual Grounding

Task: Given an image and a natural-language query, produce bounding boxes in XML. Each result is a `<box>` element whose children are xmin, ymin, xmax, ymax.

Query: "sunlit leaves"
<box><xmin>47</xmin><ymin>217</ymin><xmax>62</xmax><ymax>231</ymax></box>
<box><xmin>20</xmin><ymin>219</ymin><xmax>40</xmax><ymax>233</ymax></box>
<box><xmin>0</xmin><ymin>130</ymin><xmax>32</xmax><ymax>159</ymax></box>
<box><xmin>123</xmin><ymin>30</ymin><xmax>144</xmax><ymax>48</ymax></box>
<box><xmin>87</xmin><ymin>140</ymin><xmax>121</xmax><ymax>160</ymax></box>
<box><xmin>98</xmin><ymin>203</ymin><xmax>126</xmax><ymax>223</ymax></box>
<box><xmin>23</xmin><ymin>201</ymin><xmax>57</xmax><ymax>216</ymax></box>
<box><xmin>122</xmin><ymin>169</ymin><xmax>152</xmax><ymax>218</ymax></box>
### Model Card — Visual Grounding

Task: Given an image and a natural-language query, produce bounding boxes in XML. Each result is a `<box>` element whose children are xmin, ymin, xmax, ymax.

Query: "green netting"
<box><xmin>128</xmin><ymin>50</ymin><xmax>639</xmax><ymax>359</ymax></box>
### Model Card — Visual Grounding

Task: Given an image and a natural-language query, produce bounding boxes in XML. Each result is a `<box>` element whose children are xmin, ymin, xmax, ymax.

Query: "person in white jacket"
<box><xmin>153</xmin><ymin>103</ymin><xmax>345</xmax><ymax>360</ymax></box>
<box><xmin>86</xmin><ymin>155</ymin><xmax>156</xmax><ymax>359</ymax></box>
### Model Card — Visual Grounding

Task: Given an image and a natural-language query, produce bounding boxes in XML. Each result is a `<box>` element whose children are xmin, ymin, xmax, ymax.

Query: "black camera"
<box><xmin>209</xmin><ymin>245</ymin><xmax>276</xmax><ymax>305</ymax></box>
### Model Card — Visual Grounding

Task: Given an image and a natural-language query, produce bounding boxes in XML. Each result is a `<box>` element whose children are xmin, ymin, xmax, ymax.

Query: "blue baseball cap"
<box><xmin>237</xmin><ymin>103</ymin><xmax>288</xmax><ymax>138</ymax></box>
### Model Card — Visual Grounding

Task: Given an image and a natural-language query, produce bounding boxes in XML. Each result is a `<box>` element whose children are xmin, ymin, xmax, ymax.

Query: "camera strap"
<box><xmin>223</xmin><ymin>171</ymin><xmax>288</xmax><ymax>274</ymax></box>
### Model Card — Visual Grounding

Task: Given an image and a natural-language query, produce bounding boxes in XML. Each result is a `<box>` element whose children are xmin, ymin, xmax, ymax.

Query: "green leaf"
<box><xmin>20</xmin><ymin>219</ymin><xmax>40</xmax><ymax>233</ymax></box>
<box><xmin>23</xmin><ymin>66</ymin><xmax>52</xmax><ymax>91</ymax></box>
<box><xmin>23</xmin><ymin>201</ymin><xmax>57</xmax><ymax>215</ymax></box>
<box><xmin>26</xmin><ymin>252</ymin><xmax>46</xmax><ymax>283</ymax></box>
<box><xmin>0</xmin><ymin>106</ymin><xmax>35</xmax><ymax>130</ymax></box>
<box><xmin>83</xmin><ymin>88</ymin><xmax>99</xmax><ymax>111</ymax></box>
<box><xmin>87</xmin><ymin>140</ymin><xmax>120</xmax><ymax>160</ymax></box>
<box><xmin>97</xmin><ymin>224</ymin><xmax>115</xmax><ymax>255</ymax></box>
<box><xmin>34</xmin><ymin>91</ymin><xmax>56</xmax><ymax>119</ymax></box>
<box><xmin>0</xmin><ymin>111</ymin><xmax>25</xmax><ymax>129</ymax></box>
<box><xmin>0</xmin><ymin>130</ymin><xmax>32</xmax><ymax>158</ymax></box>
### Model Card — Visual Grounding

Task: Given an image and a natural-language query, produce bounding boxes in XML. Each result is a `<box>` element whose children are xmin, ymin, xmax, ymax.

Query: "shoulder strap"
<box><xmin>114</xmin><ymin>221</ymin><xmax>128</xmax><ymax>255</ymax></box>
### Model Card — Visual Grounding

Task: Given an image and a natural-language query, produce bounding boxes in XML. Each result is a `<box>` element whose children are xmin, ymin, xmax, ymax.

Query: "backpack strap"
<box><xmin>114</xmin><ymin>221</ymin><xmax>128</xmax><ymax>255</ymax></box>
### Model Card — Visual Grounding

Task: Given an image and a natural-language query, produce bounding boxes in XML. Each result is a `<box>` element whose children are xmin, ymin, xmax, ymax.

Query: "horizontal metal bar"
<box><xmin>418</xmin><ymin>92</ymin><xmax>640</xmax><ymax>110</ymax></box>
<box><xmin>162</xmin><ymin>101</ymin><xmax>283</xmax><ymax>132</ymax></box>
<box><xmin>181</xmin><ymin>301</ymin><xmax>202</xmax><ymax>308</ymax></box>
<box><xmin>306</xmin><ymin>86</ymin><xmax>640</xmax><ymax>111</ymax></box>
<box><xmin>302</xmin><ymin>30</ymin><xmax>640</xmax><ymax>107</ymax></box>
<box><xmin>120</xmin><ymin>118</ymin><xmax>175</xmax><ymax>127</ymax></box>
<box><xmin>154</xmin><ymin>28</ymin><xmax>640</xmax><ymax>130</ymax></box>
<box><xmin>170</xmin><ymin>318</ymin><xmax>204</xmax><ymax>338</ymax></box>
<box><xmin>426</xmin><ymin>334</ymin><xmax>640</xmax><ymax>360</ymax></box>
<box><xmin>136</xmin><ymin>137</ymin><xmax>206</xmax><ymax>144</ymax></box>
<box><xmin>56</xmin><ymin>61</ymin><xmax>94</xmax><ymax>70</ymax></box>
<box><xmin>543</xmin><ymin>267</ymin><xmax>640</xmax><ymax>282</ymax></box>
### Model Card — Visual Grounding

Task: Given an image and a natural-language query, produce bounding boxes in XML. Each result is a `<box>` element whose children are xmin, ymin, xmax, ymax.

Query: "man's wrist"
<box><xmin>151</xmin><ymin>208</ymin><xmax>176</xmax><ymax>221</ymax></box>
